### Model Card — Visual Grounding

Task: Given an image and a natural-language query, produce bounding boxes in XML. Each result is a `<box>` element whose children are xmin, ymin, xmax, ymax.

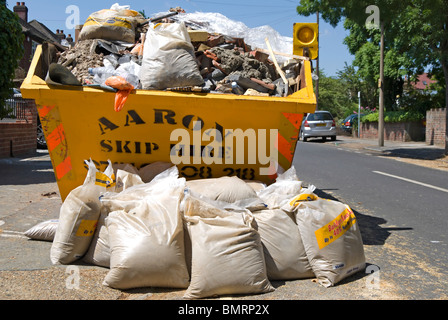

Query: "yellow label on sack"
<box><xmin>289</xmin><ymin>193</ymin><xmax>318</xmax><ymax>207</ymax></box>
<box><xmin>84</xmin><ymin>16</ymin><xmax>133</xmax><ymax>29</ymax></box>
<box><xmin>95</xmin><ymin>172</ymin><xmax>116</xmax><ymax>189</ymax></box>
<box><xmin>315</xmin><ymin>206</ymin><xmax>356</xmax><ymax>250</ymax></box>
<box><xmin>75</xmin><ymin>220</ymin><xmax>98</xmax><ymax>237</ymax></box>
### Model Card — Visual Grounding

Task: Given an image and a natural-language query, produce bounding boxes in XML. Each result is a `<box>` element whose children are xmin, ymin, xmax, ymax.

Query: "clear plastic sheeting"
<box><xmin>172</xmin><ymin>12</ymin><xmax>293</xmax><ymax>60</ymax></box>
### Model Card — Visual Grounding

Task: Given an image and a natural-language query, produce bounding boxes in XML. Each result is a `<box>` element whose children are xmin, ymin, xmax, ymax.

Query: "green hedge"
<box><xmin>361</xmin><ymin>110</ymin><xmax>424</xmax><ymax>123</ymax></box>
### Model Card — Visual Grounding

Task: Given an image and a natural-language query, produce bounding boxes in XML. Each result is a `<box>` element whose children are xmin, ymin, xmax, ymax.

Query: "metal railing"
<box><xmin>1</xmin><ymin>96</ymin><xmax>30</xmax><ymax>122</ymax></box>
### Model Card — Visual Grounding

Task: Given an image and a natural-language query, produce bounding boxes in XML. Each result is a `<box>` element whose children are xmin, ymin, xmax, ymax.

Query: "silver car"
<box><xmin>300</xmin><ymin>110</ymin><xmax>337</xmax><ymax>142</ymax></box>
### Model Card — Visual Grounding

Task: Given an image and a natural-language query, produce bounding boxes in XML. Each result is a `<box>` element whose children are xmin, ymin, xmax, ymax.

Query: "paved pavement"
<box><xmin>0</xmin><ymin>138</ymin><xmax>446</xmax><ymax>302</ymax></box>
<box><xmin>326</xmin><ymin>136</ymin><xmax>448</xmax><ymax>172</ymax></box>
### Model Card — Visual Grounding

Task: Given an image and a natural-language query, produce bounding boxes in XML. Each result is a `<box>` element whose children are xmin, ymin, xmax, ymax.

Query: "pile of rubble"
<box><xmin>57</xmin><ymin>40</ymin><xmax>105</xmax><ymax>85</ymax></box>
<box><xmin>51</xmin><ymin>5</ymin><xmax>306</xmax><ymax>97</ymax></box>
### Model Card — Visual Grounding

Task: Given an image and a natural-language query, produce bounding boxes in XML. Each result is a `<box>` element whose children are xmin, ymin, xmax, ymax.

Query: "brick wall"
<box><xmin>426</xmin><ymin>108</ymin><xmax>446</xmax><ymax>146</ymax></box>
<box><xmin>360</xmin><ymin>121</ymin><xmax>425</xmax><ymax>142</ymax></box>
<box><xmin>0</xmin><ymin>100</ymin><xmax>37</xmax><ymax>158</ymax></box>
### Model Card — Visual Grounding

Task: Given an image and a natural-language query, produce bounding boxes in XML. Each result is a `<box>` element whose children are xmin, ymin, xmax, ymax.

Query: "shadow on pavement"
<box><xmin>0</xmin><ymin>153</ymin><xmax>56</xmax><ymax>186</ymax></box>
<box><xmin>383</xmin><ymin>147</ymin><xmax>447</xmax><ymax>161</ymax></box>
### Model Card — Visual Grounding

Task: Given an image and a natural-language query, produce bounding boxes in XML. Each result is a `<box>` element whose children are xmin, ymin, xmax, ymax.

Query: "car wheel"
<box><xmin>37</xmin><ymin>121</ymin><xmax>47</xmax><ymax>149</ymax></box>
<box><xmin>331</xmin><ymin>136</ymin><xmax>336</xmax><ymax>141</ymax></box>
<box><xmin>300</xmin><ymin>131</ymin><xmax>307</xmax><ymax>142</ymax></box>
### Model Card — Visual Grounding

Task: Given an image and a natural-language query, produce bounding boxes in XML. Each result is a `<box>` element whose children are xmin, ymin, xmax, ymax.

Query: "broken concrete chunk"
<box><xmin>206</xmin><ymin>34</ymin><xmax>225</xmax><ymax>47</ymax></box>
<box><xmin>210</xmin><ymin>47</ymin><xmax>244</xmax><ymax>74</ymax></box>
<box><xmin>244</xmin><ymin>88</ymin><xmax>270</xmax><ymax>97</ymax></box>
<box><xmin>250</xmin><ymin>49</ymin><xmax>269</xmax><ymax>63</ymax></box>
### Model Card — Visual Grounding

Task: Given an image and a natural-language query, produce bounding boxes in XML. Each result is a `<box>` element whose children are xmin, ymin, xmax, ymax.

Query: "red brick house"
<box><xmin>0</xmin><ymin>2</ymin><xmax>67</xmax><ymax>158</ymax></box>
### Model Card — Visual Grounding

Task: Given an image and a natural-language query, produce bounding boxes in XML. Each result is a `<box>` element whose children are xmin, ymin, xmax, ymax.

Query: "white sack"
<box><xmin>257</xmin><ymin>167</ymin><xmax>304</xmax><ymax>209</ymax></box>
<box><xmin>103</xmin><ymin>167</ymin><xmax>189</xmax><ymax>290</ymax></box>
<box><xmin>83</xmin><ymin>169</ymin><xmax>144</xmax><ymax>267</ymax></box>
<box><xmin>186</xmin><ymin>176</ymin><xmax>260</xmax><ymax>203</ymax></box>
<box><xmin>82</xmin><ymin>208</ymin><xmax>111</xmax><ymax>268</ymax></box>
<box><xmin>253</xmin><ymin>209</ymin><xmax>314</xmax><ymax>280</ymax></box>
<box><xmin>245</xmin><ymin>180</ymin><xmax>266</xmax><ymax>193</ymax></box>
<box><xmin>291</xmin><ymin>197</ymin><xmax>366</xmax><ymax>287</ymax></box>
<box><xmin>139</xmin><ymin>22</ymin><xmax>204</xmax><ymax>90</ymax></box>
<box><xmin>24</xmin><ymin>219</ymin><xmax>58</xmax><ymax>242</ymax></box>
<box><xmin>115</xmin><ymin>169</ymin><xmax>144</xmax><ymax>193</ymax></box>
<box><xmin>183</xmin><ymin>195</ymin><xmax>274</xmax><ymax>299</ymax></box>
<box><xmin>50</xmin><ymin>160</ymin><xmax>115</xmax><ymax>265</ymax></box>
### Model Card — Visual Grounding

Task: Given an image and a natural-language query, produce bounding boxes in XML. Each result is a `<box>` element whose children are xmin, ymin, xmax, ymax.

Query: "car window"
<box><xmin>307</xmin><ymin>113</ymin><xmax>333</xmax><ymax>121</ymax></box>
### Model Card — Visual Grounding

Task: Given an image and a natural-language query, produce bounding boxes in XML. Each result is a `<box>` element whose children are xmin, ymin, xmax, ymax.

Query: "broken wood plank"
<box><xmin>265</xmin><ymin>38</ymin><xmax>288</xmax><ymax>88</ymax></box>
<box><xmin>255</xmin><ymin>47</ymin><xmax>310</xmax><ymax>61</ymax></box>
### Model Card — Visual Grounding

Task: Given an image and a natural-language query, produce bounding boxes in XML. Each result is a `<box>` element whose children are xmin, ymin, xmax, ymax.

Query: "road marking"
<box><xmin>373</xmin><ymin>171</ymin><xmax>448</xmax><ymax>193</ymax></box>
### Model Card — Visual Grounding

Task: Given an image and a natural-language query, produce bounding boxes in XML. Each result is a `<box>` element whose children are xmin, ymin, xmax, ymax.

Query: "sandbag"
<box><xmin>103</xmin><ymin>167</ymin><xmax>189</xmax><ymax>290</ymax></box>
<box><xmin>253</xmin><ymin>209</ymin><xmax>314</xmax><ymax>280</ymax></box>
<box><xmin>186</xmin><ymin>176</ymin><xmax>260</xmax><ymax>203</ymax></box>
<box><xmin>79</xmin><ymin>6</ymin><xmax>145</xmax><ymax>43</ymax></box>
<box><xmin>139</xmin><ymin>22</ymin><xmax>204</xmax><ymax>90</ymax></box>
<box><xmin>115</xmin><ymin>168</ymin><xmax>144</xmax><ymax>193</ymax></box>
<box><xmin>287</xmin><ymin>197</ymin><xmax>366</xmax><ymax>287</ymax></box>
<box><xmin>183</xmin><ymin>195</ymin><xmax>274</xmax><ymax>299</ymax></box>
<box><xmin>257</xmin><ymin>167</ymin><xmax>304</xmax><ymax>209</ymax></box>
<box><xmin>83</xmin><ymin>169</ymin><xmax>146</xmax><ymax>267</ymax></box>
<box><xmin>24</xmin><ymin>219</ymin><xmax>58</xmax><ymax>242</ymax></box>
<box><xmin>245</xmin><ymin>180</ymin><xmax>266</xmax><ymax>193</ymax></box>
<box><xmin>50</xmin><ymin>160</ymin><xmax>116</xmax><ymax>265</ymax></box>
<box><xmin>82</xmin><ymin>208</ymin><xmax>110</xmax><ymax>267</ymax></box>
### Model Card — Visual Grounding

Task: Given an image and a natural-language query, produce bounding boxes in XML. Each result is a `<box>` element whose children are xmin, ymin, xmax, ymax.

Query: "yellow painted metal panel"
<box><xmin>21</xmin><ymin>45</ymin><xmax>316</xmax><ymax>201</ymax></box>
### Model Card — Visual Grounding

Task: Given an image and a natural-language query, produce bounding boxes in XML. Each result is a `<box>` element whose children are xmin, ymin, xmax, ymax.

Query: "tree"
<box><xmin>297</xmin><ymin>0</ymin><xmax>448</xmax><ymax>152</ymax></box>
<box><xmin>336</xmin><ymin>62</ymin><xmax>377</xmax><ymax>113</ymax></box>
<box><xmin>0</xmin><ymin>3</ymin><xmax>24</xmax><ymax>119</ymax></box>
<box><xmin>315</xmin><ymin>69</ymin><xmax>358</xmax><ymax>120</ymax></box>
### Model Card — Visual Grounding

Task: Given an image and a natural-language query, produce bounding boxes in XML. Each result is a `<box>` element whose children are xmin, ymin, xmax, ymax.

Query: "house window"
<box><xmin>31</xmin><ymin>40</ymin><xmax>39</xmax><ymax>59</ymax></box>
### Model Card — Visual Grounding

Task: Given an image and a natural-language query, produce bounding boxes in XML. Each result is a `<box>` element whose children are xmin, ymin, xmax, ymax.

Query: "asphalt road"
<box><xmin>293</xmin><ymin>140</ymin><xmax>448</xmax><ymax>299</ymax></box>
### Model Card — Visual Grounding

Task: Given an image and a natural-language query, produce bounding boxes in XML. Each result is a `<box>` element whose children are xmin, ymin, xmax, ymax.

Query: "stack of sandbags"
<box><xmin>44</xmin><ymin>160</ymin><xmax>365</xmax><ymax>298</ymax></box>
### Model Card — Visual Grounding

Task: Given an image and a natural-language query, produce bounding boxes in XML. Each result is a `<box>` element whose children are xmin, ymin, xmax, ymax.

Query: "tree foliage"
<box><xmin>0</xmin><ymin>3</ymin><xmax>24</xmax><ymax>118</ymax></box>
<box><xmin>316</xmin><ymin>69</ymin><xmax>358</xmax><ymax>120</ymax></box>
<box><xmin>297</xmin><ymin>0</ymin><xmax>448</xmax><ymax>112</ymax></box>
